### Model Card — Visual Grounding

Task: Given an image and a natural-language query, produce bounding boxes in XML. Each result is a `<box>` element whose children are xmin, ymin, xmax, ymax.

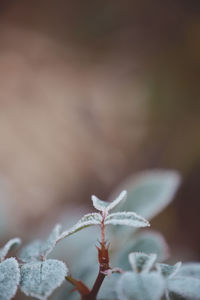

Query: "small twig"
<box><xmin>66</xmin><ymin>276</ymin><xmax>90</xmax><ymax>296</ymax></box>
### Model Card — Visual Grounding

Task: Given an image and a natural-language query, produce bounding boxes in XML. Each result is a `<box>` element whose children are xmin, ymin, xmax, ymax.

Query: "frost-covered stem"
<box><xmin>82</xmin><ymin>210</ymin><xmax>110</xmax><ymax>300</ymax></box>
<box><xmin>98</xmin><ymin>210</ymin><xmax>110</xmax><ymax>273</ymax></box>
<box><xmin>101</xmin><ymin>210</ymin><xmax>106</xmax><ymax>246</ymax></box>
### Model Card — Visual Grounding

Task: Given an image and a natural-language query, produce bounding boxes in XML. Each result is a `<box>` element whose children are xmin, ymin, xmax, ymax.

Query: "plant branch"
<box><xmin>66</xmin><ymin>276</ymin><xmax>91</xmax><ymax>296</ymax></box>
<box><xmin>82</xmin><ymin>210</ymin><xmax>110</xmax><ymax>300</ymax></box>
<box><xmin>68</xmin><ymin>210</ymin><xmax>110</xmax><ymax>300</ymax></box>
<box><xmin>82</xmin><ymin>270</ymin><xmax>105</xmax><ymax>300</ymax></box>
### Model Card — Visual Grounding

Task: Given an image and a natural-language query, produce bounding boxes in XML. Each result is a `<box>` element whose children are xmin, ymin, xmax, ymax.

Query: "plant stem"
<box><xmin>82</xmin><ymin>270</ymin><xmax>105</xmax><ymax>300</ymax></box>
<box><xmin>82</xmin><ymin>210</ymin><xmax>109</xmax><ymax>300</ymax></box>
<box><xmin>69</xmin><ymin>210</ymin><xmax>109</xmax><ymax>300</ymax></box>
<box><xmin>101</xmin><ymin>210</ymin><xmax>106</xmax><ymax>246</ymax></box>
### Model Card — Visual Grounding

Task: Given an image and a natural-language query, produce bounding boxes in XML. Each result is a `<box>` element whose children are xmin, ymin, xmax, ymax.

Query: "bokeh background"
<box><xmin>0</xmin><ymin>0</ymin><xmax>199</xmax><ymax>275</ymax></box>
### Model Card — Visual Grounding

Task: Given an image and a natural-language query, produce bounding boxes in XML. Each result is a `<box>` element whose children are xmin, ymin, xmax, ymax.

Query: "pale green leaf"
<box><xmin>20</xmin><ymin>225</ymin><xmax>62</xmax><ymax>262</ymax></box>
<box><xmin>20</xmin><ymin>259</ymin><xmax>68</xmax><ymax>300</ymax></box>
<box><xmin>19</xmin><ymin>240</ymin><xmax>43</xmax><ymax>263</ymax></box>
<box><xmin>92</xmin><ymin>190</ymin><xmax>127</xmax><ymax>213</ymax></box>
<box><xmin>40</xmin><ymin>224</ymin><xmax>62</xmax><ymax>258</ymax></box>
<box><xmin>105</xmin><ymin>212</ymin><xmax>150</xmax><ymax>228</ymax></box>
<box><xmin>59</xmin><ymin>213</ymin><xmax>102</xmax><ymax>240</ymax></box>
<box><xmin>114</xmin><ymin>231</ymin><xmax>169</xmax><ymax>270</ymax></box>
<box><xmin>51</xmin><ymin>244</ymin><xmax>97</xmax><ymax>300</ymax></box>
<box><xmin>156</xmin><ymin>262</ymin><xmax>182</xmax><ymax>279</ymax></box>
<box><xmin>177</xmin><ymin>263</ymin><xmax>200</xmax><ymax>279</ymax></box>
<box><xmin>168</xmin><ymin>276</ymin><xmax>200</xmax><ymax>300</ymax></box>
<box><xmin>75</xmin><ymin>244</ymin><xmax>98</xmax><ymax>288</ymax></box>
<box><xmin>91</xmin><ymin>195</ymin><xmax>111</xmax><ymax>211</ymax></box>
<box><xmin>0</xmin><ymin>238</ymin><xmax>21</xmax><ymax>262</ymax></box>
<box><xmin>110</xmin><ymin>170</ymin><xmax>181</xmax><ymax>220</ymax></box>
<box><xmin>0</xmin><ymin>258</ymin><xmax>20</xmax><ymax>300</ymax></box>
<box><xmin>129</xmin><ymin>252</ymin><xmax>157</xmax><ymax>273</ymax></box>
<box><xmin>117</xmin><ymin>271</ymin><xmax>165</xmax><ymax>300</ymax></box>
<box><xmin>97</xmin><ymin>273</ymin><xmax>121</xmax><ymax>300</ymax></box>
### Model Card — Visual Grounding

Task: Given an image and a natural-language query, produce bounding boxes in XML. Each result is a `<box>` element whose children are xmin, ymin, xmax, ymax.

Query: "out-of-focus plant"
<box><xmin>0</xmin><ymin>238</ymin><xmax>21</xmax><ymax>300</ymax></box>
<box><xmin>1</xmin><ymin>169</ymin><xmax>200</xmax><ymax>300</ymax></box>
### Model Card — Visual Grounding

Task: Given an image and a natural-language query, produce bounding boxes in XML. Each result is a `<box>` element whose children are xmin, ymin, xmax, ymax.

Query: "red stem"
<box><xmin>82</xmin><ymin>271</ymin><xmax>105</xmax><ymax>300</ymax></box>
<box><xmin>82</xmin><ymin>210</ymin><xmax>109</xmax><ymax>300</ymax></box>
<box><xmin>69</xmin><ymin>210</ymin><xmax>109</xmax><ymax>300</ymax></box>
<box><xmin>101</xmin><ymin>210</ymin><xmax>106</xmax><ymax>246</ymax></box>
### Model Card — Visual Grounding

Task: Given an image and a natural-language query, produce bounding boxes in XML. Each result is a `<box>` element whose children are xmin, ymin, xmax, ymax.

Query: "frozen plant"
<box><xmin>0</xmin><ymin>169</ymin><xmax>200</xmax><ymax>300</ymax></box>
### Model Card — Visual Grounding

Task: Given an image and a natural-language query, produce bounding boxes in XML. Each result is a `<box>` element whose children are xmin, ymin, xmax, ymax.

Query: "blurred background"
<box><xmin>0</xmin><ymin>0</ymin><xmax>199</xmax><ymax>270</ymax></box>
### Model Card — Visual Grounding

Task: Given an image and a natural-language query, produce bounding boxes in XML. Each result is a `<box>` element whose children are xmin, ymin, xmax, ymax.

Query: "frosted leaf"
<box><xmin>40</xmin><ymin>224</ymin><xmax>62</xmax><ymax>258</ymax></box>
<box><xmin>117</xmin><ymin>271</ymin><xmax>165</xmax><ymax>300</ymax></box>
<box><xmin>20</xmin><ymin>225</ymin><xmax>63</xmax><ymax>262</ymax></box>
<box><xmin>156</xmin><ymin>262</ymin><xmax>182</xmax><ymax>279</ymax></box>
<box><xmin>167</xmin><ymin>276</ymin><xmax>200</xmax><ymax>300</ymax></box>
<box><xmin>105</xmin><ymin>212</ymin><xmax>150</xmax><ymax>228</ymax></box>
<box><xmin>110</xmin><ymin>170</ymin><xmax>181</xmax><ymax>221</ymax></box>
<box><xmin>0</xmin><ymin>238</ymin><xmax>21</xmax><ymax>261</ymax></box>
<box><xmin>97</xmin><ymin>273</ymin><xmax>121</xmax><ymax>300</ymax></box>
<box><xmin>130</xmin><ymin>232</ymin><xmax>169</xmax><ymax>261</ymax></box>
<box><xmin>177</xmin><ymin>263</ymin><xmax>200</xmax><ymax>279</ymax></box>
<box><xmin>91</xmin><ymin>195</ymin><xmax>110</xmax><ymax>211</ymax></box>
<box><xmin>19</xmin><ymin>240</ymin><xmax>43</xmax><ymax>263</ymax></box>
<box><xmin>129</xmin><ymin>252</ymin><xmax>157</xmax><ymax>273</ymax></box>
<box><xmin>114</xmin><ymin>231</ymin><xmax>169</xmax><ymax>271</ymax></box>
<box><xmin>59</xmin><ymin>213</ymin><xmax>102</xmax><ymax>240</ymax></box>
<box><xmin>0</xmin><ymin>257</ymin><xmax>20</xmax><ymax>300</ymax></box>
<box><xmin>91</xmin><ymin>190</ymin><xmax>127</xmax><ymax>213</ymax></box>
<box><xmin>75</xmin><ymin>245</ymin><xmax>98</xmax><ymax>286</ymax></box>
<box><xmin>20</xmin><ymin>259</ymin><xmax>68</xmax><ymax>300</ymax></box>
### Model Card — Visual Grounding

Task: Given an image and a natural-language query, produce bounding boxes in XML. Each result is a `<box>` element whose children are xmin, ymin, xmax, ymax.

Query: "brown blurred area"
<box><xmin>0</xmin><ymin>1</ymin><xmax>199</xmax><ymax>258</ymax></box>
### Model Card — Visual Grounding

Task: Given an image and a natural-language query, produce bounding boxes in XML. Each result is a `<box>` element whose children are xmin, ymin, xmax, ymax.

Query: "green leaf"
<box><xmin>0</xmin><ymin>257</ymin><xmax>20</xmax><ymax>300</ymax></box>
<box><xmin>97</xmin><ymin>273</ymin><xmax>121</xmax><ymax>300</ymax></box>
<box><xmin>59</xmin><ymin>213</ymin><xmax>102</xmax><ymax>240</ymax></box>
<box><xmin>129</xmin><ymin>252</ymin><xmax>157</xmax><ymax>273</ymax></box>
<box><xmin>177</xmin><ymin>263</ymin><xmax>200</xmax><ymax>279</ymax></box>
<box><xmin>110</xmin><ymin>170</ymin><xmax>181</xmax><ymax>220</ymax></box>
<box><xmin>50</xmin><ymin>224</ymin><xmax>99</xmax><ymax>300</ymax></box>
<box><xmin>156</xmin><ymin>262</ymin><xmax>182</xmax><ymax>279</ymax></box>
<box><xmin>167</xmin><ymin>276</ymin><xmax>200</xmax><ymax>300</ymax></box>
<box><xmin>92</xmin><ymin>190</ymin><xmax>127</xmax><ymax>213</ymax></box>
<box><xmin>105</xmin><ymin>212</ymin><xmax>150</xmax><ymax>228</ymax></box>
<box><xmin>114</xmin><ymin>231</ymin><xmax>169</xmax><ymax>270</ymax></box>
<box><xmin>0</xmin><ymin>238</ymin><xmax>21</xmax><ymax>261</ymax></box>
<box><xmin>19</xmin><ymin>225</ymin><xmax>63</xmax><ymax>263</ymax></box>
<box><xmin>117</xmin><ymin>271</ymin><xmax>165</xmax><ymax>300</ymax></box>
<box><xmin>76</xmin><ymin>248</ymin><xmax>98</xmax><ymax>289</ymax></box>
<box><xmin>40</xmin><ymin>224</ymin><xmax>62</xmax><ymax>258</ymax></box>
<box><xmin>19</xmin><ymin>240</ymin><xmax>43</xmax><ymax>263</ymax></box>
<box><xmin>167</xmin><ymin>294</ymin><xmax>185</xmax><ymax>300</ymax></box>
<box><xmin>20</xmin><ymin>259</ymin><xmax>68</xmax><ymax>300</ymax></box>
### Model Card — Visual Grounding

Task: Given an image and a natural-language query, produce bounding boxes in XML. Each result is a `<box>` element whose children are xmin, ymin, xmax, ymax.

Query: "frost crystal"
<box><xmin>59</xmin><ymin>213</ymin><xmax>102</xmax><ymax>240</ymax></box>
<box><xmin>0</xmin><ymin>238</ymin><xmax>21</xmax><ymax>262</ymax></box>
<box><xmin>20</xmin><ymin>259</ymin><xmax>68</xmax><ymax>300</ymax></box>
<box><xmin>156</xmin><ymin>262</ymin><xmax>182</xmax><ymax>279</ymax></box>
<box><xmin>129</xmin><ymin>252</ymin><xmax>157</xmax><ymax>273</ymax></box>
<box><xmin>0</xmin><ymin>258</ymin><xmax>20</xmax><ymax>300</ymax></box>
<box><xmin>91</xmin><ymin>190</ymin><xmax>127</xmax><ymax>213</ymax></box>
<box><xmin>105</xmin><ymin>212</ymin><xmax>150</xmax><ymax>228</ymax></box>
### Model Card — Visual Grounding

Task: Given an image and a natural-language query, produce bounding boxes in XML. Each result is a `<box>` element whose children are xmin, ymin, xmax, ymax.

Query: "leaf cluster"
<box><xmin>0</xmin><ymin>169</ymin><xmax>199</xmax><ymax>300</ymax></box>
